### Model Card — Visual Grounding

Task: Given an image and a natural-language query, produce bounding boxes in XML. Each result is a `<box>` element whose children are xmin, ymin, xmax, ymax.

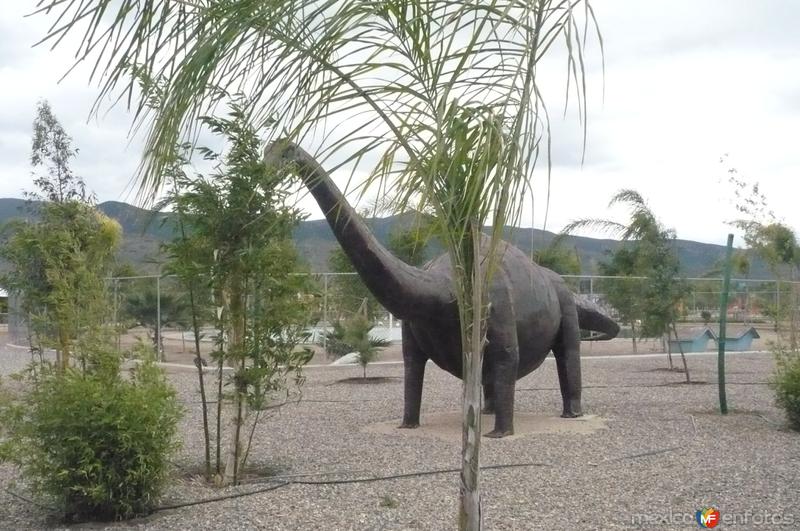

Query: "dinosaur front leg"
<box><xmin>399</xmin><ymin>322</ymin><xmax>427</xmax><ymax>429</ymax></box>
<box><xmin>485</xmin><ymin>362</ymin><xmax>517</xmax><ymax>437</ymax></box>
<box><xmin>554</xmin><ymin>287</ymin><xmax>583</xmax><ymax>418</ymax></box>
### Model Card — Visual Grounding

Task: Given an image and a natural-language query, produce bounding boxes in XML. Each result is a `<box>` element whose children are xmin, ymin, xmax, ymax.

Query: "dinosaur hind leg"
<box><xmin>484</xmin><ymin>304</ymin><xmax>519</xmax><ymax>438</ymax></box>
<box><xmin>553</xmin><ymin>287</ymin><xmax>583</xmax><ymax>418</ymax></box>
<box><xmin>482</xmin><ymin>382</ymin><xmax>495</xmax><ymax>414</ymax></box>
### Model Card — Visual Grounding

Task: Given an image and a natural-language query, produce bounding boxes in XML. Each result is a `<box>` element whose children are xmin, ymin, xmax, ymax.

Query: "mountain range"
<box><xmin>0</xmin><ymin>197</ymin><xmax>762</xmax><ymax>278</ymax></box>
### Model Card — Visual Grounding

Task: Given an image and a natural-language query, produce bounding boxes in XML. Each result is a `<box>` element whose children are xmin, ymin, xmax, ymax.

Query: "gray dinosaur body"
<box><xmin>265</xmin><ymin>141</ymin><xmax>620</xmax><ymax>437</ymax></box>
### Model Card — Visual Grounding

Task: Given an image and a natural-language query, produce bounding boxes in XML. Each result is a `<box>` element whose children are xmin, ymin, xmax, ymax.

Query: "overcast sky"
<box><xmin>0</xmin><ymin>1</ymin><xmax>798</xmax><ymax>246</ymax></box>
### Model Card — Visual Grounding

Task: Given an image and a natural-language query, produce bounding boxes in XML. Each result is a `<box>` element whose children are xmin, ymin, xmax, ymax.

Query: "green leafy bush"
<box><xmin>0</xmin><ymin>353</ymin><xmax>182</xmax><ymax>521</ymax></box>
<box><xmin>773</xmin><ymin>348</ymin><xmax>800</xmax><ymax>431</ymax></box>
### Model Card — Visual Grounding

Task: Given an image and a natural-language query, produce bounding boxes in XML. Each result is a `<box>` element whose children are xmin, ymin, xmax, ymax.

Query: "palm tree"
<box><xmin>341</xmin><ymin>316</ymin><xmax>391</xmax><ymax>379</ymax></box>
<box><xmin>564</xmin><ymin>189</ymin><xmax>665</xmax><ymax>241</ymax></box>
<box><xmin>35</xmin><ymin>2</ymin><xmax>600</xmax><ymax>527</ymax></box>
<box><xmin>564</xmin><ymin>189</ymin><xmax>692</xmax><ymax>381</ymax></box>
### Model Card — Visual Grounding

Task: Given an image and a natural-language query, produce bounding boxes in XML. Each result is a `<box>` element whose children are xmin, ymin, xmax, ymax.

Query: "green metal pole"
<box><xmin>718</xmin><ymin>234</ymin><xmax>734</xmax><ymax>415</ymax></box>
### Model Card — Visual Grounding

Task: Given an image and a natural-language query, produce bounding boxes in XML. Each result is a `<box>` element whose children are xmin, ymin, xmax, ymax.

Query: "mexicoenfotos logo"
<box><xmin>631</xmin><ymin>507</ymin><xmax>793</xmax><ymax>526</ymax></box>
<box><xmin>696</xmin><ymin>507</ymin><xmax>721</xmax><ymax>528</ymax></box>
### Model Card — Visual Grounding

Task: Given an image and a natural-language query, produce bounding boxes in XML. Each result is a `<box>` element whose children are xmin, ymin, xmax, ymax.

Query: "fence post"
<box><xmin>322</xmin><ymin>273</ymin><xmax>329</xmax><ymax>351</ymax></box>
<box><xmin>113</xmin><ymin>279</ymin><xmax>120</xmax><ymax>352</ymax></box>
<box><xmin>156</xmin><ymin>273</ymin><xmax>162</xmax><ymax>360</ymax></box>
<box><xmin>717</xmin><ymin>234</ymin><xmax>734</xmax><ymax>415</ymax></box>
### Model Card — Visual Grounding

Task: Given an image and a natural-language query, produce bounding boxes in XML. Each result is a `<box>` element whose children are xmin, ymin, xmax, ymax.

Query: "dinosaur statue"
<box><xmin>264</xmin><ymin>140</ymin><xmax>620</xmax><ymax>438</ymax></box>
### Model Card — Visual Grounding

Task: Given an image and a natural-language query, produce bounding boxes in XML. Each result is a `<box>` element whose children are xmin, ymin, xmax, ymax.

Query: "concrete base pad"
<box><xmin>364</xmin><ymin>412</ymin><xmax>607</xmax><ymax>442</ymax></box>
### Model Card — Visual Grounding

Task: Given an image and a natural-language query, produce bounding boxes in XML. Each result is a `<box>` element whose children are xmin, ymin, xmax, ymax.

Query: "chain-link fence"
<box><xmin>7</xmin><ymin>293</ymin><xmax>27</xmax><ymax>346</ymax></box>
<box><xmin>563</xmin><ymin>274</ymin><xmax>800</xmax><ymax>354</ymax></box>
<box><xmin>106</xmin><ymin>273</ymin><xmax>800</xmax><ymax>360</ymax></box>
<box><xmin>99</xmin><ymin>272</ymin><xmax>399</xmax><ymax>364</ymax></box>
<box><xmin>108</xmin><ymin>274</ymin><xmax>185</xmax><ymax>356</ymax></box>
<box><xmin>562</xmin><ymin>275</ymin><xmax>798</xmax><ymax>326</ymax></box>
<box><xmin>7</xmin><ymin>272</ymin><xmax>800</xmax><ymax>359</ymax></box>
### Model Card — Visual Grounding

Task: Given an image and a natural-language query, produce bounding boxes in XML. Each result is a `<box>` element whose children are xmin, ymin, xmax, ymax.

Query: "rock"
<box><xmin>331</xmin><ymin>352</ymin><xmax>360</xmax><ymax>365</ymax></box>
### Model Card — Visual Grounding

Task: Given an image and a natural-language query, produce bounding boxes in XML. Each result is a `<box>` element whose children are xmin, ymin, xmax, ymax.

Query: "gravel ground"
<box><xmin>1</xmin><ymin>341</ymin><xmax>798</xmax><ymax>530</ymax></box>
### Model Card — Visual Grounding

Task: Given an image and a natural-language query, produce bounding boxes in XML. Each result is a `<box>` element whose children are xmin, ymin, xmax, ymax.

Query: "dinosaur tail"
<box><xmin>574</xmin><ymin>295</ymin><xmax>620</xmax><ymax>341</ymax></box>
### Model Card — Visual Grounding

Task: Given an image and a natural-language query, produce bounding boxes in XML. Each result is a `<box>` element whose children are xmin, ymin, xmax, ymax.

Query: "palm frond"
<box><xmin>34</xmin><ymin>0</ymin><xmax>600</xmax><ymax>221</ymax></box>
<box><xmin>608</xmin><ymin>188</ymin><xmax>646</xmax><ymax>209</ymax></box>
<box><xmin>561</xmin><ymin>218</ymin><xmax>627</xmax><ymax>237</ymax></box>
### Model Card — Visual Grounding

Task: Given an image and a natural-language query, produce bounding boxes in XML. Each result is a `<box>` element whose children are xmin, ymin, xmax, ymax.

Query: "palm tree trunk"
<box><xmin>459</xmin><ymin>224</ymin><xmax>484</xmax><ymax>531</ymax></box>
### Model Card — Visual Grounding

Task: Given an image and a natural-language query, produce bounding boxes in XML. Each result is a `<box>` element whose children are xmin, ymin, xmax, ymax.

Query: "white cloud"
<box><xmin>0</xmin><ymin>0</ymin><xmax>798</xmax><ymax>247</ymax></box>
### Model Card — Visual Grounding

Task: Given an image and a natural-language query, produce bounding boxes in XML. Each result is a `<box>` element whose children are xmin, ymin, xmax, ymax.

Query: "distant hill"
<box><xmin>0</xmin><ymin>197</ymin><xmax>767</xmax><ymax>277</ymax></box>
<box><xmin>0</xmin><ymin>198</ymin><xmax>172</xmax><ymax>273</ymax></box>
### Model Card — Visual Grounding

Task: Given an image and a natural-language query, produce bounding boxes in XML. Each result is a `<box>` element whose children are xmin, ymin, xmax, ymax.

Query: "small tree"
<box><xmin>738</xmin><ymin>223</ymin><xmax>799</xmax><ymax>346</ymax></box>
<box><xmin>597</xmin><ymin>246</ymin><xmax>645</xmax><ymax>352</ymax></box>
<box><xmin>28</xmin><ymin>100</ymin><xmax>92</xmax><ymax>204</ymax></box>
<box><xmin>727</xmin><ymin>162</ymin><xmax>800</xmax><ymax>344</ymax></box>
<box><xmin>337</xmin><ymin>316</ymin><xmax>391</xmax><ymax>378</ymax></box>
<box><xmin>1</xmin><ymin>104</ymin><xmax>120</xmax><ymax>369</ymax></box>
<box><xmin>158</xmin><ymin>156</ymin><xmax>216</xmax><ymax>479</ymax></box>
<box><xmin>639</xmin><ymin>235</ymin><xmax>692</xmax><ymax>380</ymax></box>
<box><xmin>1</xmin><ymin>202</ymin><xmax>121</xmax><ymax>370</ymax></box>
<box><xmin>162</xmin><ymin>100</ymin><xmax>313</xmax><ymax>485</ymax></box>
<box><xmin>725</xmin><ymin>165</ymin><xmax>800</xmax><ymax>428</ymax></box>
